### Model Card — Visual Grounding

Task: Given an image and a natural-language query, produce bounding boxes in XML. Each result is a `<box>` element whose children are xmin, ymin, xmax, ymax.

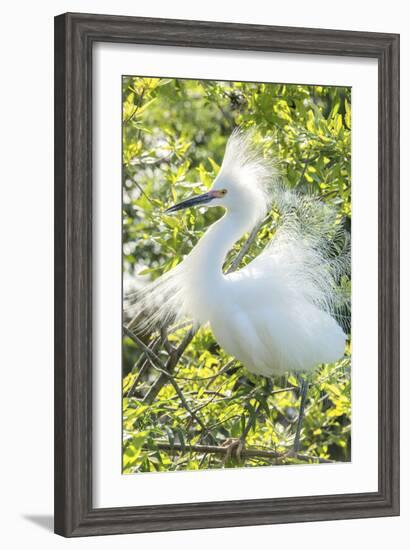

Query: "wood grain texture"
<box><xmin>54</xmin><ymin>12</ymin><xmax>400</xmax><ymax>537</ymax></box>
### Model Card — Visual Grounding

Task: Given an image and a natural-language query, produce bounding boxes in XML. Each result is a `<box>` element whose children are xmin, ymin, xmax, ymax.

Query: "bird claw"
<box><xmin>222</xmin><ymin>438</ymin><xmax>245</xmax><ymax>464</ymax></box>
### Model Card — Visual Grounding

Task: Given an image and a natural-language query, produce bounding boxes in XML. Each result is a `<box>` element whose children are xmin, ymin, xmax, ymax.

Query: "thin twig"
<box><xmin>123</xmin><ymin>327</ymin><xmax>165</xmax><ymax>370</ymax></box>
<box><xmin>126</xmin><ymin>335</ymin><xmax>162</xmax><ymax>398</ymax></box>
<box><xmin>167</xmin><ymin>320</ymin><xmax>193</xmax><ymax>334</ymax></box>
<box><xmin>192</xmin><ymin>381</ymin><xmax>248</xmax><ymax>415</ymax></box>
<box><xmin>175</xmin><ymin>360</ymin><xmax>236</xmax><ymax>382</ymax></box>
<box><xmin>161</xmin><ymin>326</ymin><xmax>175</xmax><ymax>355</ymax></box>
<box><xmin>143</xmin><ymin>329</ymin><xmax>195</xmax><ymax>405</ymax></box>
<box><xmin>205</xmin><ymin>414</ymin><xmax>242</xmax><ymax>432</ymax></box>
<box><xmin>135</xmin><ymin>152</ymin><xmax>173</xmax><ymax>167</ymax></box>
<box><xmin>133</xmin><ymin>180</ymin><xmax>157</xmax><ymax>206</ymax></box>
<box><xmin>161</xmin><ymin>371</ymin><xmax>208</xmax><ymax>432</ymax></box>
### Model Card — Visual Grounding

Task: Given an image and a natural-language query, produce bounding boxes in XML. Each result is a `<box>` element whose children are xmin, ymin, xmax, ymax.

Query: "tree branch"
<box><xmin>144</xmin><ymin>441</ymin><xmax>334</xmax><ymax>464</ymax></box>
<box><xmin>227</xmin><ymin>221</ymin><xmax>263</xmax><ymax>273</ymax></box>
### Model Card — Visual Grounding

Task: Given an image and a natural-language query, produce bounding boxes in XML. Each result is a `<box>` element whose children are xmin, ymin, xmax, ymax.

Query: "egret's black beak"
<box><xmin>165</xmin><ymin>190</ymin><xmax>221</xmax><ymax>214</ymax></box>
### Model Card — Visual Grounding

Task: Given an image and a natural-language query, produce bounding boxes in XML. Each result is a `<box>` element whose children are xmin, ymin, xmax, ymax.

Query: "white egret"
<box><xmin>130</xmin><ymin>129</ymin><xmax>349</xmax><ymax>378</ymax></box>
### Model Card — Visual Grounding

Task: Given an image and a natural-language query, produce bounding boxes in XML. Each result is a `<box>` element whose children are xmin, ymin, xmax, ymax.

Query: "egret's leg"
<box><xmin>222</xmin><ymin>438</ymin><xmax>245</xmax><ymax>464</ymax></box>
<box><xmin>293</xmin><ymin>377</ymin><xmax>309</xmax><ymax>452</ymax></box>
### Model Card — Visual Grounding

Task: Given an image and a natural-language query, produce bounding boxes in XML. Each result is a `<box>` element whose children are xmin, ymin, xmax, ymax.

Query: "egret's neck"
<box><xmin>188</xmin><ymin>211</ymin><xmax>254</xmax><ymax>281</ymax></box>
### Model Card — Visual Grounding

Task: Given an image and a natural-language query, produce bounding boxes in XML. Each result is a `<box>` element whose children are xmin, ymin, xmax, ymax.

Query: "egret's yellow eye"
<box><xmin>211</xmin><ymin>189</ymin><xmax>227</xmax><ymax>198</ymax></box>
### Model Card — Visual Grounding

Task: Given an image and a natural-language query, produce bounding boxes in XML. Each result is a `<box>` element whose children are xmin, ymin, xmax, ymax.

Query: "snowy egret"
<box><xmin>130</xmin><ymin>129</ymin><xmax>349</xmax><ymax>377</ymax></box>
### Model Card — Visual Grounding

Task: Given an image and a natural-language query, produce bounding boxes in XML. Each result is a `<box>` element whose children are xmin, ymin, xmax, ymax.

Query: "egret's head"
<box><xmin>165</xmin><ymin>129</ymin><xmax>275</xmax><ymax>225</ymax></box>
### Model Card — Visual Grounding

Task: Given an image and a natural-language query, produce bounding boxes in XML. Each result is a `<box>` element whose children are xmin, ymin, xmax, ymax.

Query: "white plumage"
<box><xmin>129</xmin><ymin>129</ymin><xmax>350</xmax><ymax>376</ymax></box>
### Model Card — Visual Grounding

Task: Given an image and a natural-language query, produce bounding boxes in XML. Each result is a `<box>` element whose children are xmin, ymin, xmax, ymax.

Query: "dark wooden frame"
<box><xmin>54</xmin><ymin>12</ymin><xmax>400</xmax><ymax>537</ymax></box>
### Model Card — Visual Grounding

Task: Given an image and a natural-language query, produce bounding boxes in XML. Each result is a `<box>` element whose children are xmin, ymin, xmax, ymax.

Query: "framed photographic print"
<box><xmin>54</xmin><ymin>13</ymin><xmax>400</xmax><ymax>537</ymax></box>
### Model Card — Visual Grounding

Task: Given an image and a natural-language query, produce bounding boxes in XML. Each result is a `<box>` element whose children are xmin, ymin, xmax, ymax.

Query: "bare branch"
<box><xmin>144</xmin><ymin>441</ymin><xmax>334</xmax><ymax>464</ymax></box>
<box><xmin>227</xmin><ymin>221</ymin><xmax>263</xmax><ymax>273</ymax></box>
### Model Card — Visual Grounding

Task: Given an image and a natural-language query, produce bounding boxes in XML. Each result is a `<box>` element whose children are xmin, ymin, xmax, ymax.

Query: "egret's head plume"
<box><xmin>212</xmin><ymin>128</ymin><xmax>276</xmax><ymax>225</ymax></box>
<box><xmin>165</xmin><ymin>128</ymin><xmax>277</xmax><ymax>226</ymax></box>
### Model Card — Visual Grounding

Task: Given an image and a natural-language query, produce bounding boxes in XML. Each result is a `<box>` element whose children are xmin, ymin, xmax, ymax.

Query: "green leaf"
<box><xmin>164</xmin><ymin>425</ymin><xmax>175</xmax><ymax>450</ymax></box>
<box><xmin>207</xmin><ymin>156</ymin><xmax>220</xmax><ymax>174</ymax></box>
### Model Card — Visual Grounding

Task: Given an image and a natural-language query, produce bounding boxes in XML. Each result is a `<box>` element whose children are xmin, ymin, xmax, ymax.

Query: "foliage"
<box><xmin>122</xmin><ymin>77</ymin><xmax>351</xmax><ymax>473</ymax></box>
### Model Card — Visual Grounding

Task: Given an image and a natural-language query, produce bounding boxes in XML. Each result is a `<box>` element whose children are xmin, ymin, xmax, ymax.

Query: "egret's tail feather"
<box><xmin>125</xmin><ymin>263</ymin><xmax>188</xmax><ymax>334</ymax></box>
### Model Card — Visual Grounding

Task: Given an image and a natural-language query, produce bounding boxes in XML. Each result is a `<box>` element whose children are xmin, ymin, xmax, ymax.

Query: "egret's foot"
<box><xmin>221</xmin><ymin>438</ymin><xmax>245</xmax><ymax>464</ymax></box>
